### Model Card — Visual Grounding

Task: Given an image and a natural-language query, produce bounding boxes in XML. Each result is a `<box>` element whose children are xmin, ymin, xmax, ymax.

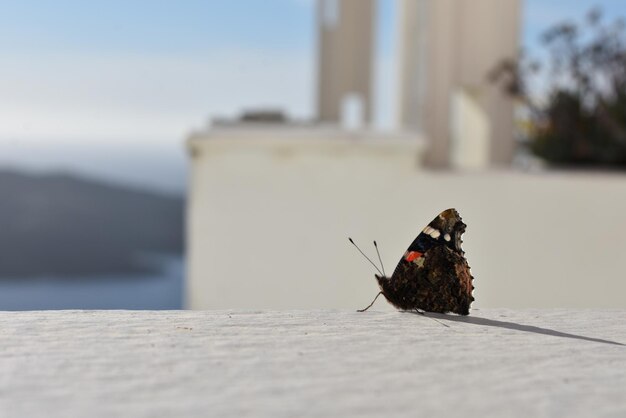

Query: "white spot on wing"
<box><xmin>444</xmin><ymin>233</ymin><xmax>451</xmax><ymax>241</ymax></box>
<box><xmin>430</xmin><ymin>229</ymin><xmax>441</xmax><ymax>239</ymax></box>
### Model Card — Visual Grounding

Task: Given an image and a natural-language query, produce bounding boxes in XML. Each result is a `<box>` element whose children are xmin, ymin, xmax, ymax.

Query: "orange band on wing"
<box><xmin>405</xmin><ymin>251</ymin><xmax>423</xmax><ymax>262</ymax></box>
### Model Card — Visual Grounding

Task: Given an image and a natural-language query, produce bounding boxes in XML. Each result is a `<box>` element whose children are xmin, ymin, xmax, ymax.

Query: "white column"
<box><xmin>397</xmin><ymin>0</ymin><xmax>521</xmax><ymax>168</ymax></box>
<box><xmin>317</xmin><ymin>0</ymin><xmax>375</xmax><ymax>126</ymax></box>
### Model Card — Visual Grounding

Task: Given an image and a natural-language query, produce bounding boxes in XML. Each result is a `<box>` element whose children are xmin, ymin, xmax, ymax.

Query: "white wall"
<box><xmin>187</xmin><ymin>130</ymin><xmax>626</xmax><ymax>310</ymax></box>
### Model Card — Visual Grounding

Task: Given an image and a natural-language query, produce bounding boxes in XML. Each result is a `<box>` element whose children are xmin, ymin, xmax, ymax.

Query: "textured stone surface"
<box><xmin>0</xmin><ymin>309</ymin><xmax>624</xmax><ymax>418</ymax></box>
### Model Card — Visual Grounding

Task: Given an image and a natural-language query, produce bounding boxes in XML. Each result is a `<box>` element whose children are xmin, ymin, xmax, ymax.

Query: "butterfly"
<box><xmin>350</xmin><ymin>208</ymin><xmax>474</xmax><ymax>315</ymax></box>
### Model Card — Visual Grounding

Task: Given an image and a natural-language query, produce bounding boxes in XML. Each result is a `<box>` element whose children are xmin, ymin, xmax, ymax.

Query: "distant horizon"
<box><xmin>0</xmin><ymin>139</ymin><xmax>187</xmax><ymax>194</ymax></box>
<box><xmin>0</xmin><ymin>162</ymin><xmax>185</xmax><ymax>197</ymax></box>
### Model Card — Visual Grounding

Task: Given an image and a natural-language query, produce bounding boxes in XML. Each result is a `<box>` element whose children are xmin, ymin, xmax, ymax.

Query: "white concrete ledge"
<box><xmin>1</xmin><ymin>309</ymin><xmax>624</xmax><ymax>418</ymax></box>
<box><xmin>187</xmin><ymin>126</ymin><xmax>426</xmax><ymax>159</ymax></box>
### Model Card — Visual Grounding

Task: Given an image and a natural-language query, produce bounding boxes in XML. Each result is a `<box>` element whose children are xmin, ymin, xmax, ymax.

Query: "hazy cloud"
<box><xmin>0</xmin><ymin>48</ymin><xmax>314</xmax><ymax>145</ymax></box>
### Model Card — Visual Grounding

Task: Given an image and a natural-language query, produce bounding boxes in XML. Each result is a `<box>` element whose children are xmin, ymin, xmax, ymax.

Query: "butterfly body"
<box><xmin>372</xmin><ymin>208</ymin><xmax>474</xmax><ymax>315</ymax></box>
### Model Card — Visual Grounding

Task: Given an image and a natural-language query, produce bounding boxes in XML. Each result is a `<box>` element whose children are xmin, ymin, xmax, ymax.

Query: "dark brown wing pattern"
<box><xmin>375</xmin><ymin>208</ymin><xmax>475</xmax><ymax>315</ymax></box>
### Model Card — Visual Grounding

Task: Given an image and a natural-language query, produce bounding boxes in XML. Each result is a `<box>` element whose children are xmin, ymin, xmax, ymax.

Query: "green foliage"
<box><xmin>491</xmin><ymin>9</ymin><xmax>626</xmax><ymax>168</ymax></box>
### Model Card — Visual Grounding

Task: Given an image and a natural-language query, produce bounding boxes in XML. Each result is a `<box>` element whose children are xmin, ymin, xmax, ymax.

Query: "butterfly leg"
<box><xmin>357</xmin><ymin>292</ymin><xmax>383</xmax><ymax>312</ymax></box>
<box><xmin>413</xmin><ymin>309</ymin><xmax>450</xmax><ymax>327</ymax></box>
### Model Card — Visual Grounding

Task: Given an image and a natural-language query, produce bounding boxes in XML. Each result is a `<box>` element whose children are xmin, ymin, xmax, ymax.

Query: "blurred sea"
<box><xmin>0</xmin><ymin>255</ymin><xmax>183</xmax><ymax>310</ymax></box>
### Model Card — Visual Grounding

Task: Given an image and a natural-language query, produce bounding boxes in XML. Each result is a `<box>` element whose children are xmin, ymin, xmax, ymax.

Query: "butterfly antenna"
<box><xmin>348</xmin><ymin>238</ymin><xmax>383</xmax><ymax>276</ymax></box>
<box><xmin>373</xmin><ymin>240</ymin><xmax>386</xmax><ymax>276</ymax></box>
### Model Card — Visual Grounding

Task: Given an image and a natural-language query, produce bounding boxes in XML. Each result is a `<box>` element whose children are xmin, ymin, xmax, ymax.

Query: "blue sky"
<box><xmin>0</xmin><ymin>0</ymin><xmax>317</xmax><ymax>141</ymax></box>
<box><xmin>0</xmin><ymin>0</ymin><xmax>624</xmax><ymax>191</ymax></box>
<box><xmin>0</xmin><ymin>0</ymin><xmax>314</xmax><ymax>53</ymax></box>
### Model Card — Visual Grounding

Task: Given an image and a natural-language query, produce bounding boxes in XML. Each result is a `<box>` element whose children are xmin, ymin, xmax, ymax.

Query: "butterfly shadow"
<box><xmin>420</xmin><ymin>312</ymin><xmax>625</xmax><ymax>346</ymax></box>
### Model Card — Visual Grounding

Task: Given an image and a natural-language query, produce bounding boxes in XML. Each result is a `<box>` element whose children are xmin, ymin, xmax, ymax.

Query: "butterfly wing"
<box><xmin>381</xmin><ymin>208</ymin><xmax>475</xmax><ymax>315</ymax></box>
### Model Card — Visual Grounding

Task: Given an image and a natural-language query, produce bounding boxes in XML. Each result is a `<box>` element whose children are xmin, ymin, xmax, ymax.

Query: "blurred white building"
<box><xmin>397</xmin><ymin>0</ymin><xmax>522</xmax><ymax>168</ymax></box>
<box><xmin>314</xmin><ymin>0</ymin><xmax>522</xmax><ymax>167</ymax></box>
<box><xmin>183</xmin><ymin>1</ymin><xmax>626</xmax><ymax>311</ymax></box>
<box><xmin>186</xmin><ymin>125</ymin><xmax>425</xmax><ymax>310</ymax></box>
